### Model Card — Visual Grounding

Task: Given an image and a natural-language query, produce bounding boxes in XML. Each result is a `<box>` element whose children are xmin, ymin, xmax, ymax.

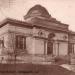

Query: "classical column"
<box><xmin>57</xmin><ymin>42</ymin><xmax>59</xmax><ymax>56</ymax></box>
<box><xmin>44</xmin><ymin>40</ymin><xmax>47</xmax><ymax>55</ymax></box>
<box><xmin>72</xmin><ymin>43</ymin><xmax>74</xmax><ymax>54</ymax></box>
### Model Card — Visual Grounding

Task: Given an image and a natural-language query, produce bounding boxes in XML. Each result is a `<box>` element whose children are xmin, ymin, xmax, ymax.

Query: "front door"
<box><xmin>47</xmin><ymin>41</ymin><xmax>53</xmax><ymax>55</ymax></box>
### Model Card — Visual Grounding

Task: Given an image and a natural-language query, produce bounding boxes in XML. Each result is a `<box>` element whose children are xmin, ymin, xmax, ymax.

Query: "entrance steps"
<box><xmin>10</xmin><ymin>54</ymin><xmax>55</xmax><ymax>64</ymax></box>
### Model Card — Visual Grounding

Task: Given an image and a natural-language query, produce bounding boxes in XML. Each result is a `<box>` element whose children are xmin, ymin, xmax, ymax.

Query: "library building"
<box><xmin>0</xmin><ymin>5</ymin><xmax>75</xmax><ymax>63</ymax></box>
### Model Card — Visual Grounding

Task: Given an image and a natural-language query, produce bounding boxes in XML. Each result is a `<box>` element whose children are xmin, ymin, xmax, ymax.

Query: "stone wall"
<box><xmin>0</xmin><ymin>23</ymin><xmax>69</xmax><ymax>57</ymax></box>
<box><xmin>32</xmin><ymin>27</ymin><xmax>68</xmax><ymax>56</ymax></box>
<box><xmin>0</xmin><ymin>25</ymin><xmax>9</xmax><ymax>55</ymax></box>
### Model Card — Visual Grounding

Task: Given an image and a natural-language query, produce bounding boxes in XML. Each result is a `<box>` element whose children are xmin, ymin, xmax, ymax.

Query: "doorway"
<box><xmin>47</xmin><ymin>41</ymin><xmax>53</xmax><ymax>55</ymax></box>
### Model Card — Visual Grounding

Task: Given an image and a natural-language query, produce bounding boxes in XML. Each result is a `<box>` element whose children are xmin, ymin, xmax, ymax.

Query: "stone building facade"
<box><xmin>0</xmin><ymin>5</ymin><xmax>75</xmax><ymax>63</ymax></box>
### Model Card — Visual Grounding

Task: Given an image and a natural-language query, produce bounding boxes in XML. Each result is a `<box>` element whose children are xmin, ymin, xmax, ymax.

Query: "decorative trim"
<box><xmin>33</xmin><ymin>36</ymin><xmax>47</xmax><ymax>40</ymax></box>
<box><xmin>56</xmin><ymin>39</ymin><xmax>68</xmax><ymax>42</ymax></box>
<box><xmin>0</xmin><ymin>18</ymin><xmax>69</xmax><ymax>33</ymax></box>
<box><xmin>33</xmin><ymin>25</ymin><xmax>69</xmax><ymax>33</ymax></box>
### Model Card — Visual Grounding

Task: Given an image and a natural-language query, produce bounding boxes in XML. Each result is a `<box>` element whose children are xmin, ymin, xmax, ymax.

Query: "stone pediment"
<box><xmin>24</xmin><ymin>17</ymin><xmax>68</xmax><ymax>32</ymax></box>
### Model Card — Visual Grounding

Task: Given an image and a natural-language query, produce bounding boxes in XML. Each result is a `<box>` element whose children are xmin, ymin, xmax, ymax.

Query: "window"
<box><xmin>68</xmin><ymin>43</ymin><xmax>74</xmax><ymax>54</ymax></box>
<box><xmin>0</xmin><ymin>38</ymin><xmax>4</xmax><ymax>48</ymax></box>
<box><xmin>16</xmin><ymin>35</ymin><xmax>26</xmax><ymax>49</ymax></box>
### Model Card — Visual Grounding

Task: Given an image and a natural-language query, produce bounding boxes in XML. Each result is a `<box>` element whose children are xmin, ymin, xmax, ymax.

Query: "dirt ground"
<box><xmin>0</xmin><ymin>63</ymin><xmax>75</xmax><ymax>75</ymax></box>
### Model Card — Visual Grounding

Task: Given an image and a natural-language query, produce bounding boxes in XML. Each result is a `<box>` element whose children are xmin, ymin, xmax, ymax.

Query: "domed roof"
<box><xmin>24</xmin><ymin>4</ymin><xmax>51</xmax><ymax>19</ymax></box>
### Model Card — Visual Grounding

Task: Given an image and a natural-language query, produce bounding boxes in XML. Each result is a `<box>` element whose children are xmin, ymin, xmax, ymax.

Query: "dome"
<box><xmin>24</xmin><ymin>4</ymin><xmax>51</xmax><ymax>19</ymax></box>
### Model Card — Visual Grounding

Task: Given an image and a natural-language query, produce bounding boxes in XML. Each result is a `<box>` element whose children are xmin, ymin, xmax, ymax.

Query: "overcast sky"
<box><xmin>0</xmin><ymin>0</ymin><xmax>75</xmax><ymax>31</ymax></box>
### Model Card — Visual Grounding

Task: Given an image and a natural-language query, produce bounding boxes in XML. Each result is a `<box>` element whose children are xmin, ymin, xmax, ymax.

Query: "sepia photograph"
<box><xmin>0</xmin><ymin>0</ymin><xmax>75</xmax><ymax>75</ymax></box>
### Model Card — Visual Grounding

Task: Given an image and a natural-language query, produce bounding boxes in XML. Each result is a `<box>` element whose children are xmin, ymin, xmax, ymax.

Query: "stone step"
<box><xmin>16</xmin><ymin>55</ymin><xmax>55</xmax><ymax>63</ymax></box>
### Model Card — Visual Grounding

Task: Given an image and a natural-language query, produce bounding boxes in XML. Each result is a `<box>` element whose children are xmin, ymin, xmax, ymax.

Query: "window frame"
<box><xmin>15</xmin><ymin>35</ymin><xmax>26</xmax><ymax>50</ymax></box>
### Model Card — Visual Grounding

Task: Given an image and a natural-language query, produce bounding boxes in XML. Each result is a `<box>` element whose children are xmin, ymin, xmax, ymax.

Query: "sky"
<box><xmin>0</xmin><ymin>0</ymin><xmax>75</xmax><ymax>31</ymax></box>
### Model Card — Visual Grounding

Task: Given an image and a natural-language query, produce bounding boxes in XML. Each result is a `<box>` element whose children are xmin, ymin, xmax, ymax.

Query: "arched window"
<box><xmin>48</xmin><ymin>33</ymin><xmax>55</xmax><ymax>41</ymax></box>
